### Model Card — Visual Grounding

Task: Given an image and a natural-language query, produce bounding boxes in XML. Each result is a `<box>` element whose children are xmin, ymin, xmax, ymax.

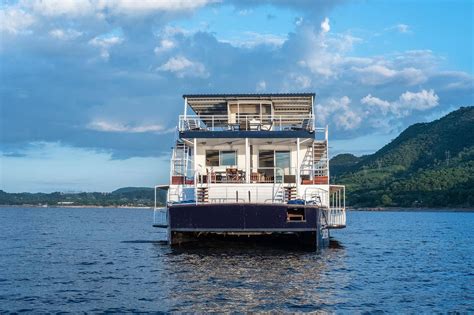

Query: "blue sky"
<box><xmin>0</xmin><ymin>0</ymin><xmax>473</xmax><ymax>192</ymax></box>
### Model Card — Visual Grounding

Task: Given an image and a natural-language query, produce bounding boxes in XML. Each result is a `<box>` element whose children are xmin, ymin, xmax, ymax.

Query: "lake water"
<box><xmin>0</xmin><ymin>207</ymin><xmax>472</xmax><ymax>313</ymax></box>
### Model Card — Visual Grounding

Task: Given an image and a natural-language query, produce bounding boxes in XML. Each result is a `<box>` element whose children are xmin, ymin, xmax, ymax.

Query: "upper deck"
<box><xmin>180</xmin><ymin>93</ymin><xmax>315</xmax><ymax>138</ymax></box>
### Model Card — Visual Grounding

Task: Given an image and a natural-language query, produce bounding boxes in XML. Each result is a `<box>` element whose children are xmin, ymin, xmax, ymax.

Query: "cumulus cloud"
<box><xmin>398</xmin><ymin>89</ymin><xmax>439</xmax><ymax>110</ymax></box>
<box><xmin>0</xmin><ymin>7</ymin><xmax>35</xmax><ymax>34</ymax></box>
<box><xmin>316</xmin><ymin>96</ymin><xmax>362</xmax><ymax>130</ymax></box>
<box><xmin>320</xmin><ymin>17</ymin><xmax>330</xmax><ymax>33</ymax></box>
<box><xmin>1</xmin><ymin>0</ymin><xmax>471</xmax><ymax>160</ymax></box>
<box><xmin>361</xmin><ymin>89</ymin><xmax>439</xmax><ymax>117</ymax></box>
<box><xmin>88</xmin><ymin>35</ymin><xmax>124</xmax><ymax>60</ymax></box>
<box><xmin>49</xmin><ymin>28</ymin><xmax>83</xmax><ymax>40</ymax></box>
<box><xmin>220</xmin><ymin>32</ymin><xmax>287</xmax><ymax>48</ymax></box>
<box><xmin>361</xmin><ymin>94</ymin><xmax>391</xmax><ymax>114</ymax></box>
<box><xmin>352</xmin><ymin>64</ymin><xmax>427</xmax><ymax>86</ymax></box>
<box><xmin>157</xmin><ymin>56</ymin><xmax>209</xmax><ymax>78</ymax></box>
<box><xmin>87</xmin><ymin>120</ymin><xmax>172</xmax><ymax>134</ymax></box>
<box><xmin>154</xmin><ymin>39</ymin><xmax>175</xmax><ymax>54</ymax></box>
<box><xmin>22</xmin><ymin>0</ymin><xmax>216</xmax><ymax>18</ymax></box>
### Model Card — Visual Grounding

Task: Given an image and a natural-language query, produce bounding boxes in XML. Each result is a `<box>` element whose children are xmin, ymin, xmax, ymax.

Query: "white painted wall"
<box><xmin>194</xmin><ymin>142</ymin><xmax>311</xmax><ymax>175</ymax></box>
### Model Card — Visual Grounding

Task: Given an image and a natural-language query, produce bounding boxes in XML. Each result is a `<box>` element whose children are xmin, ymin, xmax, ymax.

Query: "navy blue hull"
<box><xmin>167</xmin><ymin>203</ymin><xmax>328</xmax><ymax>250</ymax></box>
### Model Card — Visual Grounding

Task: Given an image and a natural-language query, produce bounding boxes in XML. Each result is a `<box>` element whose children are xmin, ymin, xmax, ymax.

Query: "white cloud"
<box><xmin>157</xmin><ymin>56</ymin><xmax>209</xmax><ymax>78</ymax></box>
<box><xmin>361</xmin><ymin>89</ymin><xmax>439</xmax><ymax>117</ymax></box>
<box><xmin>395</xmin><ymin>24</ymin><xmax>410</xmax><ymax>33</ymax></box>
<box><xmin>22</xmin><ymin>0</ymin><xmax>216</xmax><ymax>17</ymax></box>
<box><xmin>0</xmin><ymin>7</ymin><xmax>35</xmax><ymax>34</ymax></box>
<box><xmin>220</xmin><ymin>32</ymin><xmax>287</xmax><ymax>48</ymax></box>
<box><xmin>100</xmin><ymin>0</ymin><xmax>217</xmax><ymax>15</ymax></box>
<box><xmin>154</xmin><ymin>39</ymin><xmax>175</xmax><ymax>54</ymax></box>
<box><xmin>320</xmin><ymin>17</ymin><xmax>330</xmax><ymax>33</ymax></box>
<box><xmin>237</xmin><ymin>9</ymin><xmax>252</xmax><ymax>16</ymax></box>
<box><xmin>297</xmin><ymin>25</ymin><xmax>361</xmax><ymax>77</ymax></box>
<box><xmin>361</xmin><ymin>94</ymin><xmax>391</xmax><ymax>114</ymax></box>
<box><xmin>317</xmin><ymin>89</ymin><xmax>439</xmax><ymax>132</ymax></box>
<box><xmin>89</xmin><ymin>35</ymin><xmax>124</xmax><ymax>60</ymax></box>
<box><xmin>398</xmin><ymin>89</ymin><xmax>439</xmax><ymax>110</ymax></box>
<box><xmin>316</xmin><ymin>96</ymin><xmax>362</xmax><ymax>130</ymax></box>
<box><xmin>256</xmin><ymin>80</ymin><xmax>266</xmax><ymax>92</ymax></box>
<box><xmin>352</xmin><ymin>64</ymin><xmax>427</xmax><ymax>86</ymax></box>
<box><xmin>87</xmin><ymin>120</ymin><xmax>171</xmax><ymax>133</ymax></box>
<box><xmin>49</xmin><ymin>28</ymin><xmax>83</xmax><ymax>40</ymax></box>
<box><xmin>25</xmin><ymin>0</ymin><xmax>95</xmax><ymax>17</ymax></box>
<box><xmin>387</xmin><ymin>23</ymin><xmax>411</xmax><ymax>34</ymax></box>
<box><xmin>293</xmin><ymin>74</ymin><xmax>311</xmax><ymax>89</ymax></box>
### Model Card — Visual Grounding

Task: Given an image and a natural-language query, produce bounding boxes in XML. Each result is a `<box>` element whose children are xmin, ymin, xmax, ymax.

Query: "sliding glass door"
<box><xmin>258</xmin><ymin>150</ymin><xmax>290</xmax><ymax>183</ymax></box>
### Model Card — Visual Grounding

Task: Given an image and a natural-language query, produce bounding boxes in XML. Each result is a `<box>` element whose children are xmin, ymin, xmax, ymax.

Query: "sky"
<box><xmin>0</xmin><ymin>0</ymin><xmax>473</xmax><ymax>193</ymax></box>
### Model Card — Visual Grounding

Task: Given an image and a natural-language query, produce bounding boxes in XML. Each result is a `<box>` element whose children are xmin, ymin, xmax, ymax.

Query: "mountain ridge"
<box><xmin>330</xmin><ymin>106</ymin><xmax>474</xmax><ymax>207</ymax></box>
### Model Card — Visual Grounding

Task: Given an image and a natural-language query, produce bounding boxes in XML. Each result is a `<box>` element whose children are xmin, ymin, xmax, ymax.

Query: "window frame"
<box><xmin>205</xmin><ymin>149</ymin><xmax>237</xmax><ymax>167</ymax></box>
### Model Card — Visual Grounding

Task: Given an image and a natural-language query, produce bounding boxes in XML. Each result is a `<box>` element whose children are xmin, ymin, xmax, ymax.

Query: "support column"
<box><xmin>245</xmin><ymin>138</ymin><xmax>250</xmax><ymax>183</ymax></box>
<box><xmin>193</xmin><ymin>138</ymin><xmax>198</xmax><ymax>204</ymax></box>
<box><xmin>184</xmin><ymin>97</ymin><xmax>188</xmax><ymax>119</ymax></box>
<box><xmin>193</xmin><ymin>138</ymin><xmax>197</xmax><ymax>182</ymax></box>
<box><xmin>296</xmin><ymin>138</ymin><xmax>300</xmax><ymax>194</ymax></box>
<box><xmin>182</xmin><ymin>97</ymin><xmax>187</xmax><ymax>131</ymax></box>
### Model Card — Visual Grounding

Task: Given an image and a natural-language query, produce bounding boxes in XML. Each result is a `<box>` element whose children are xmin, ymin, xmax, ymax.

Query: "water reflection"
<box><xmin>154</xmin><ymin>238</ymin><xmax>349</xmax><ymax>312</ymax></box>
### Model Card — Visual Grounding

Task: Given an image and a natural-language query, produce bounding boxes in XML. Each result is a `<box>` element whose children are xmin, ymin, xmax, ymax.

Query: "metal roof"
<box><xmin>184</xmin><ymin>93</ymin><xmax>315</xmax><ymax>116</ymax></box>
<box><xmin>183</xmin><ymin>93</ymin><xmax>315</xmax><ymax>99</ymax></box>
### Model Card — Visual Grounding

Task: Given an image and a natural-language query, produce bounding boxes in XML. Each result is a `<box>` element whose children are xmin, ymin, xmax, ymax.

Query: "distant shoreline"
<box><xmin>0</xmin><ymin>204</ymin><xmax>155</xmax><ymax>209</ymax></box>
<box><xmin>1</xmin><ymin>204</ymin><xmax>473</xmax><ymax>212</ymax></box>
<box><xmin>350</xmin><ymin>207</ymin><xmax>474</xmax><ymax>212</ymax></box>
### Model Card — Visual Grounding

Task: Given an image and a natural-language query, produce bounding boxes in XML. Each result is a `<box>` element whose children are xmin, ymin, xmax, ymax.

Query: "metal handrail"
<box><xmin>179</xmin><ymin>114</ymin><xmax>315</xmax><ymax>132</ymax></box>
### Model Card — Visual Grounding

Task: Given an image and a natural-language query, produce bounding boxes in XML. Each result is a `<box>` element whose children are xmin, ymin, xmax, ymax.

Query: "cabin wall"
<box><xmin>194</xmin><ymin>142</ymin><xmax>309</xmax><ymax>175</ymax></box>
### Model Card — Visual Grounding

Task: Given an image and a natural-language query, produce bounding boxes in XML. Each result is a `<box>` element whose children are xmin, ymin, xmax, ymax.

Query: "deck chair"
<box><xmin>185</xmin><ymin>119</ymin><xmax>201</xmax><ymax>131</ymax></box>
<box><xmin>291</xmin><ymin>118</ymin><xmax>311</xmax><ymax>130</ymax></box>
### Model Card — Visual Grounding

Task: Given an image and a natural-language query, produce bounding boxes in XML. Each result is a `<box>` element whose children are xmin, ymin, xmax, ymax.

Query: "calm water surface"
<box><xmin>0</xmin><ymin>207</ymin><xmax>472</xmax><ymax>312</ymax></box>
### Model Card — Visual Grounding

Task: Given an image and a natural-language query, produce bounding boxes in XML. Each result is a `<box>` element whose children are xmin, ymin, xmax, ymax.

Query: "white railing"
<box><xmin>328</xmin><ymin>185</ymin><xmax>346</xmax><ymax>228</ymax></box>
<box><xmin>196</xmin><ymin>167</ymin><xmax>292</xmax><ymax>185</ymax></box>
<box><xmin>324</xmin><ymin>207</ymin><xmax>346</xmax><ymax>228</ymax></box>
<box><xmin>205</xmin><ymin>184</ymin><xmax>287</xmax><ymax>204</ymax></box>
<box><xmin>153</xmin><ymin>185</ymin><xmax>168</xmax><ymax>227</ymax></box>
<box><xmin>303</xmin><ymin>187</ymin><xmax>329</xmax><ymax>206</ymax></box>
<box><xmin>179</xmin><ymin>114</ymin><xmax>314</xmax><ymax>132</ymax></box>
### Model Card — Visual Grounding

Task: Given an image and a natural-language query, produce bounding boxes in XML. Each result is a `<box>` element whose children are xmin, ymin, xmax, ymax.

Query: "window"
<box><xmin>206</xmin><ymin>150</ymin><xmax>237</xmax><ymax>166</ymax></box>
<box><xmin>258</xmin><ymin>150</ymin><xmax>274</xmax><ymax>168</ymax></box>
<box><xmin>258</xmin><ymin>150</ymin><xmax>291</xmax><ymax>181</ymax></box>
<box><xmin>220</xmin><ymin>151</ymin><xmax>237</xmax><ymax>166</ymax></box>
<box><xmin>206</xmin><ymin>150</ymin><xmax>219</xmax><ymax>166</ymax></box>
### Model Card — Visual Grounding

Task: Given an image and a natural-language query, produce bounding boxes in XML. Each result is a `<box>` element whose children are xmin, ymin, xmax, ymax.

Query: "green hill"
<box><xmin>0</xmin><ymin>187</ymin><xmax>167</xmax><ymax>207</ymax></box>
<box><xmin>331</xmin><ymin>106</ymin><xmax>474</xmax><ymax>208</ymax></box>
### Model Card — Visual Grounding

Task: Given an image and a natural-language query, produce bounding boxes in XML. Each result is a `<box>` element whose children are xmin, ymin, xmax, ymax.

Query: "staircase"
<box><xmin>285</xmin><ymin>186</ymin><xmax>297</xmax><ymax>201</ymax></box>
<box><xmin>196</xmin><ymin>187</ymin><xmax>209</xmax><ymax>203</ymax></box>
<box><xmin>300</xmin><ymin>141</ymin><xmax>329</xmax><ymax>181</ymax></box>
<box><xmin>171</xmin><ymin>140</ymin><xmax>190</xmax><ymax>177</ymax></box>
<box><xmin>273</xmin><ymin>184</ymin><xmax>285</xmax><ymax>203</ymax></box>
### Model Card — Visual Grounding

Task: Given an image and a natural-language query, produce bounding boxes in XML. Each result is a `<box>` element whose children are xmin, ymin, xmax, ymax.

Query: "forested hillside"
<box><xmin>330</xmin><ymin>107</ymin><xmax>474</xmax><ymax>208</ymax></box>
<box><xmin>0</xmin><ymin>187</ymin><xmax>167</xmax><ymax>207</ymax></box>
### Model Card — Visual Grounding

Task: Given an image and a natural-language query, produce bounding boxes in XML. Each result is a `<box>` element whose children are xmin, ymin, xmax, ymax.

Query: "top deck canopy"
<box><xmin>183</xmin><ymin>93</ymin><xmax>315</xmax><ymax>116</ymax></box>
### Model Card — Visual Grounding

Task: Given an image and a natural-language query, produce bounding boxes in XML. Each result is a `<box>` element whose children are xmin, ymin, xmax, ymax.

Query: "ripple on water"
<box><xmin>0</xmin><ymin>207</ymin><xmax>473</xmax><ymax>313</ymax></box>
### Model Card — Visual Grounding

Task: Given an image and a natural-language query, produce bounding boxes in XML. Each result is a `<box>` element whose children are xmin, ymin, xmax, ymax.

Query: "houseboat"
<box><xmin>154</xmin><ymin>93</ymin><xmax>346</xmax><ymax>250</ymax></box>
